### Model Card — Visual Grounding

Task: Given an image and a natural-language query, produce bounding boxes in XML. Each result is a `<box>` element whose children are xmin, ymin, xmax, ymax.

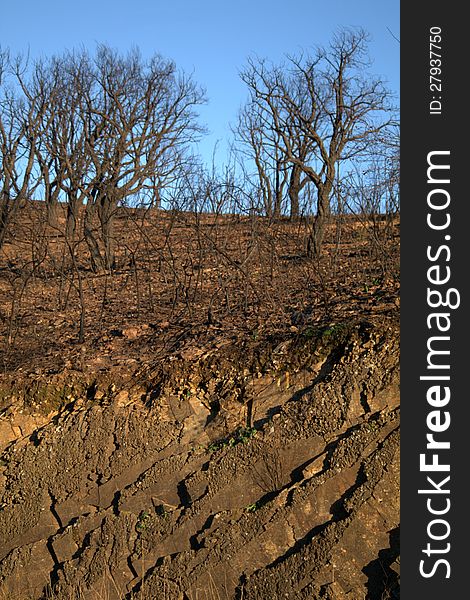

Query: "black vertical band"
<box><xmin>401</xmin><ymin>4</ymin><xmax>467</xmax><ymax>596</ymax></box>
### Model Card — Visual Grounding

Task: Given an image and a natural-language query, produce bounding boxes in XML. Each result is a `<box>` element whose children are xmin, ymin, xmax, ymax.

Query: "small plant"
<box><xmin>364</xmin><ymin>277</ymin><xmax>383</xmax><ymax>293</ymax></box>
<box><xmin>207</xmin><ymin>426</ymin><xmax>257</xmax><ymax>453</ymax></box>
<box><xmin>365</xmin><ymin>419</ymin><xmax>381</xmax><ymax>434</ymax></box>
<box><xmin>207</xmin><ymin>441</ymin><xmax>222</xmax><ymax>453</ymax></box>
<box><xmin>322</xmin><ymin>323</ymin><xmax>345</xmax><ymax>339</ymax></box>
<box><xmin>181</xmin><ymin>388</ymin><xmax>192</xmax><ymax>400</ymax></box>
<box><xmin>245</xmin><ymin>502</ymin><xmax>259</xmax><ymax>513</ymax></box>
<box><xmin>303</xmin><ymin>326</ymin><xmax>317</xmax><ymax>339</ymax></box>
<box><xmin>320</xmin><ymin>322</ymin><xmax>353</xmax><ymax>350</ymax></box>
<box><xmin>136</xmin><ymin>510</ymin><xmax>151</xmax><ymax>532</ymax></box>
<box><xmin>236</xmin><ymin>426</ymin><xmax>257</xmax><ymax>444</ymax></box>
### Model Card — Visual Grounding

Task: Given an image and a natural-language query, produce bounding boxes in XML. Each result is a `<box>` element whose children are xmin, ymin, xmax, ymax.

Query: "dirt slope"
<box><xmin>0</xmin><ymin>320</ymin><xmax>399</xmax><ymax>600</ymax></box>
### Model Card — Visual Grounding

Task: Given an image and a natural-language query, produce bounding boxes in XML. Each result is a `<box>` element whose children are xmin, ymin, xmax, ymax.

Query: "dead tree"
<box><xmin>0</xmin><ymin>52</ymin><xmax>42</xmax><ymax>250</ymax></box>
<box><xmin>41</xmin><ymin>52</ymin><xmax>93</xmax><ymax>242</ymax></box>
<box><xmin>13</xmin><ymin>57</ymin><xmax>66</xmax><ymax>228</ymax></box>
<box><xmin>235</xmin><ymin>101</ymin><xmax>289</xmax><ymax>218</ymax></box>
<box><xmin>240</xmin><ymin>28</ymin><xmax>395</xmax><ymax>256</ymax></box>
<box><xmin>78</xmin><ymin>45</ymin><xmax>206</xmax><ymax>271</ymax></box>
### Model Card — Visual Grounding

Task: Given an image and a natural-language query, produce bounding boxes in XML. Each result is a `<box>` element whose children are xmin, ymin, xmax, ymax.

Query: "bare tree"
<box><xmin>1</xmin><ymin>45</ymin><xmax>206</xmax><ymax>271</ymax></box>
<box><xmin>240</xmin><ymin>28</ymin><xmax>395</xmax><ymax>256</ymax></box>
<box><xmin>0</xmin><ymin>52</ymin><xmax>42</xmax><ymax>249</ymax></box>
<box><xmin>40</xmin><ymin>51</ymin><xmax>94</xmax><ymax>242</ymax></box>
<box><xmin>235</xmin><ymin>99</ymin><xmax>290</xmax><ymax>217</ymax></box>
<box><xmin>12</xmin><ymin>57</ymin><xmax>68</xmax><ymax>229</ymax></box>
<box><xmin>77</xmin><ymin>45</ymin><xmax>206</xmax><ymax>270</ymax></box>
<box><xmin>341</xmin><ymin>124</ymin><xmax>400</xmax><ymax>274</ymax></box>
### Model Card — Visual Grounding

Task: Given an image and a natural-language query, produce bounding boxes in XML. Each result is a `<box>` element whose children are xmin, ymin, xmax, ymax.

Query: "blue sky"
<box><xmin>1</xmin><ymin>0</ymin><xmax>399</xmax><ymax>166</ymax></box>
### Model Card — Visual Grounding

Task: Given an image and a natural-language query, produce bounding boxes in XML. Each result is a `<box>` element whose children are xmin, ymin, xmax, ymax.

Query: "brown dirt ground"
<box><xmin>0</xmin><ymin>203</ymin><xmax>399</xmax><ymax>599</ymax></box>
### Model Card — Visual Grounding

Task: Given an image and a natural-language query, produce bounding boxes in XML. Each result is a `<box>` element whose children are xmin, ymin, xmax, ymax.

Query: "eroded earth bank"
<box><xmin>0</xmin><ymin>320</ymin><xmax>399</xmax><ymax>600</ymax></box>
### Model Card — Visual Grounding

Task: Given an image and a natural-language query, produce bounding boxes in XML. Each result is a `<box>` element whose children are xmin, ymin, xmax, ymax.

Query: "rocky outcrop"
<box><xmin>0</xmin><ymin>320</ymin><xmax>399</xmax><ymax>599</ymax></box>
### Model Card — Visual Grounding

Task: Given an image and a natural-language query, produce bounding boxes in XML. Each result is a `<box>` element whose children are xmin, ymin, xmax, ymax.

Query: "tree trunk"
<box><xmin>262</xmin><ymin>184</ymin><xmax>272</xmax><ymax>218</ymax></box>
<box><xmin>46</xmin><ymin>196</ymin><xmax>60</xmax><ymax>228</ymax></box>
<box><xmin>0</xmin><ymin>194</ymin><xmax>20</xmax><ymax>251</ymax></box>
<box><xmin>289</xmin><ymin>165</ymin><xmax>301</xmax><ymax>219</ymax></box>
<box><xmin>273</xmin><ymin>167</ymin><xmax>282</xmax><ymax>217</ymax></box>
<box><xmin>65</xmin><ymin>200</ymin><xmax>78</xmax><ymax>242</ymax></box>
<box><xmin>0</xmin><ymin>199</ymin><xmax>11</xmax><ymax>251</ymax></box>
<box><xmin>98</xmin><ymin>194</ymin><xmax>116</xmax><ymax>271</ymax></box>
<box><xmin>308</xmin><ymin>184</ymin><xmax>331</xmax><ymax>258</ymax></box>
<box><xmin>154</xmin><ymin>187</ymin><xmax>161</xmax><ymax>209</ymax></box>
<box><xmin>273</xmin><ymin>192</ymin><xmax>282</xmax><ymax>218</ymax></box>
<box><xmin>83</xmin><ymin>200</ymin><xmax>105</xmax><ymax>272</ymax></box>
